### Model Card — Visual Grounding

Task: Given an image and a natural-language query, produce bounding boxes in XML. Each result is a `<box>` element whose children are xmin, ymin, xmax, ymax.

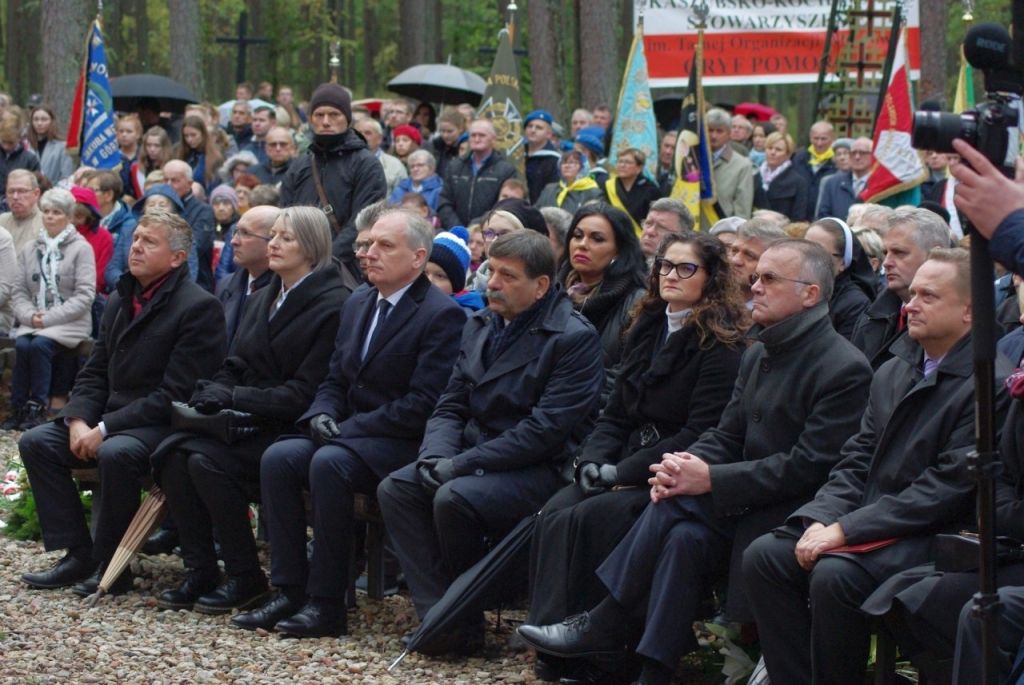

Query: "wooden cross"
<box><xmin>216</xmin><ymin>12</ymin><xmax>268</xmax><ymax>86</ymax></box>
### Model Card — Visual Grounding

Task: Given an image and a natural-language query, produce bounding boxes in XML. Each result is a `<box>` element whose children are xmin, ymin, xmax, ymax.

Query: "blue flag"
<box><xmin>608</xmin><ymin>25</ymin><xmax>659</xmax><ymax>183</ymax></box>
<box><xmin>67</xmin><ymin>20</ymin><xmax>119</xmax><ymax>170</ymax></box>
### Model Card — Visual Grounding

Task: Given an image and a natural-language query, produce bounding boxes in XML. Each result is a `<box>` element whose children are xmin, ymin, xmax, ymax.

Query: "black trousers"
<box><xmin>159</xmin><ymin>449</ymin><xmax>260</xmax><ymax>577</ymax></box>
<box><xmin>743</xmin><ymin>532</ymin><xmax>879</xmax><ymax>685</ymax></box>
<box><xmin>953</xmin><ymin>586</ymin><xmax>1024</xmax><ymax>685</ymax></box>
<box><xmin>378</xmin><ymin>461</ymin><xmax>562</xmax><ymax>619</ymax></box>
<box><xmin>260</xmin><ymin>438</ymin><xmax>379</xmax><ymax>599</ymax></box>
<box><xmin>20</xmin><ymin>421</ymin><xmax>150</xmax><ymax>564</ymax></box>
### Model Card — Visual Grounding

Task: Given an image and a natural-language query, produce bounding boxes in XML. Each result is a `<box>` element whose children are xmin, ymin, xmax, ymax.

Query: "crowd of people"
<box><xmin>0</xmin><ymin>77</ymin><xmax>1022</xmax><ymax>685</ymax></box>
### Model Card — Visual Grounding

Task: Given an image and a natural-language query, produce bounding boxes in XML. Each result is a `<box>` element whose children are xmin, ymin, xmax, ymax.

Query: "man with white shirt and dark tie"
<box><xmin>216</xmin><ymin>206</ymin><xmax>279</xmax><ymax>348</ymax></box>
<box><xmin>817</xmin><ymin>137</ymin><xmax>874</xmax><ymax>222</ymax></box>
<box><xmin>232</xmin><ymin>209</ymin><xmax>466</xmax><ymax>638</ymax></box>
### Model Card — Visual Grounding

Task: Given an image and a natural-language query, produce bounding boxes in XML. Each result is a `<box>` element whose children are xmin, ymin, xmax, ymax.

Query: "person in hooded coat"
<box><xmin>803</xmin><ymin>217</ymin><xmax>877</xmax><ymax>340</ymax></box>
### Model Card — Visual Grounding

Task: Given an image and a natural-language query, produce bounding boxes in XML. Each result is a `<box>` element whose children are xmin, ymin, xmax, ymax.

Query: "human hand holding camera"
<box><xmin>950</xmin><ymin>138</ymin><xmax>1024</xmax><ymax>240</ymax></box>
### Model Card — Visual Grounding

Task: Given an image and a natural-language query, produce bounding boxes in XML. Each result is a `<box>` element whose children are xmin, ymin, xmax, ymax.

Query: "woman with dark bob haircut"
<box><xmin>526</xmin><ymin>231</ymin><xmax>750</xmax><ymax>683</ymax></box>
<box><xmin>558</xmin><ymin>203</ymin><xmax>647</xmax><ymax>405</ymax></box>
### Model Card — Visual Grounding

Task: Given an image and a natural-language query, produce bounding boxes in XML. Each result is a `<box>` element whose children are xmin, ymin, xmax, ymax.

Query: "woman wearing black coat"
<box><xmin>754</xmin><ymin>131</ymin><xmax>809</xmax><ymax>221</ymax></box>
<box><xmin>528</xmin><ymin>232</ymin><xmax>749</xmax><ymax>682</ymax></box>
<box><xmin>152</xmin><ymin>207</ymin><xmax>351</xmax><ymax>615</ymax></box>
<box><xmin>803</xmin><ymin>217</ymin><xmax>877</xmax><ymax>340</ymax></box>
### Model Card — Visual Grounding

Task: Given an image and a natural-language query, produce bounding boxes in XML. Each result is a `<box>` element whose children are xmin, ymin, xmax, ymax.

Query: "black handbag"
<box><xmin>934</xmin><ymin>532</ymin><xmax>1024</xmax><ymax>573</ymax></box>
<box><xmin>170</xmin><ymin>401</ymin><xmax>263</xmax><ymax>445</ymax></box>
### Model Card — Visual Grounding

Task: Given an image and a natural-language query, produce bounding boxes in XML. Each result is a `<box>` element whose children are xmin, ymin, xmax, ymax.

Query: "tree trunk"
<box><xmin>248</xmin><ymin>0</ymin><xmax>269</xmax><ymax>92</ymax></box>
<box><xmin>363</xmin><ymin>0</ymin><xmax>378</xmax><ymax>96</ymax></box>
<box><xmin>399</xmin><ymin>0</ymin><xmax>426</xmax><ymax>68</ymax></box>
<box><xmin>918</xmin><ymin>0</ymin><xmax>947</xmax><ymax>105</ymax></box>
<box><xmin>579</xmin><ymin>0</ymin><xmax>618</xmax><ymax>109</ymax></box>
<box><xmin>41</xmin><ymin>0</ymin><xmax>90</xmax><ymax>130</ymax></box>
<box><xmin>7</xmin><ymin>1</ymin><xmax>42</xmax><ymax>107</ymax></box>
<box><xmin>134</xmin><ymin>0</ymin><xmax>149</xmax><ymax>71</ymax></box>
<box><xmin>168</xmin><ymin>0</ymin><xmax>204</xmax><ymax>99</ymax></box>
<box><xmin>527</xmin><ymin>0</ymin><xmax>567</xmax><ymax>122</ymax></box>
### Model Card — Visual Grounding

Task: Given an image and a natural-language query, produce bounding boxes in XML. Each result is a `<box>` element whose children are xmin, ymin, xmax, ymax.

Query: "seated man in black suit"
<box><xmin>379</xmin><ymin>230</ymin><xmax>605</xmax><ymax>655</ymax></box>
<box><xmin>231</xmin><ymin>209</ymin><xmax>466</xmax><ymax>637</ymax></box>
<box><xmin>217</xmin><ymin>205</ymin><xmax>278</xmax><ymax>347</ymax></box>
<box><xmin>18</xmin><ymin>211</ymin><xmax>226</xmax><ymax>593</ymax></box>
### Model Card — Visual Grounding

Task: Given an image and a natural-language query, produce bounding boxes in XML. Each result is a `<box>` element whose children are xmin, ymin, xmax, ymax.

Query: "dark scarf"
<box><xmin>559</xmin><ymin>263</ymin><xmax>640</xmax><ymax>332</ymax></box>
<box><xmin>131</xmin><ymin>270</ymin><xmax>175</xmax><ymax>318</ymax></box>
<box><xmin>484</xmin><ymin>287</ymin><xmax>556</xmax><ymax>368</ymax></box>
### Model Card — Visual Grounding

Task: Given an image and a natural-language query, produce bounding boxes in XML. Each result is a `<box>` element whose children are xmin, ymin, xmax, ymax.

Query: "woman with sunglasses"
<box><xmin>526</xmin><ymin>231</ymin><xmax>750</xmax><ymax>683</ymax></box>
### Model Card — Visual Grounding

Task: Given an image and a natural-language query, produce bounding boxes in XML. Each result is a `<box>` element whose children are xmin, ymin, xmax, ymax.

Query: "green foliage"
<box><xmin>3</xmin><ymin>482</ymin><xmax>91</xmax><ymax>543</ymax></box>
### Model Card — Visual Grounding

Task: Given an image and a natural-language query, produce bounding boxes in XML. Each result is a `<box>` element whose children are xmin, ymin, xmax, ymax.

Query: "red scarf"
<box><xmin>132</xmin><ymin>270</ymin><xmax>174</xmax><ymax>318</ymax></box>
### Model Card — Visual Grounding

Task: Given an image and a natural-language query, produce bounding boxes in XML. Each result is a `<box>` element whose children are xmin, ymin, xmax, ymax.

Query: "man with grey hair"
<box><xmin>233</xmin><ymin>208</ymin><xmax>466</xmax><ymax>638</ymax></box>
<box><xmin>570</xmin><ymin>108</ymin><xmax>594</xmax><ymax>138</ymax></box>
<box><xmin>248</xmin><ymin>126</ymin><xmax>296</xmax><ymax>187</ymax></box>
<box><xmin>851</xmin><ymin>207</ymin><xmax>951</xmax><ymax>369</ymax></box>
<box><xmin>18</xmin><ymin>210</ymin><xmax>226</xmax><ymax>595</ymax></box>
<box><xmin>217</xmin><ymin>205</ymin><xmax>280</xmax><ymax>347</ymax></box>
<box><xmin>541</xmin><ymin>206</ymin><xmax>572</xmax><ymax>263</ymax></box>
<box><xmin>1</xmin><ymin>169</ymin><xmax>43</xmax><ymax>251</ymax></box>
<box><xmin>793</xmin><ymin>121</ymin><xmax>837</xmax><ymax>216</ymax></box>
<box><xmin>730</xmin><ymin>114</ymin><xmax>753</xmax><ymax>151</ymax></box>
<box><xmin>729</xmin><ymin>217</ymin><xmax>788</xmax><ymax>308</ymax></box>
<box><xmin>706</xmin><ymin>108</ymin><xmax>754</xmax><ymax>226</ymax></box>
<box><xmin>639</xmin><ymin>198</ymin><xmax>695</xmax><ymax>260</ymax></box>
<box><xmin>354</xmin><ymin>116</ymin><xmax>407</xmax><ymax>195</ymax></box>
<box><xmin>163</xmin><ymin>159</ymin><xmax>217</xmax><ymax>292</ymax></box>
<box><xmin>817</xmin><ymin>137</ymin><xmax>874</xmax><ymax>221</ymax></box>
<box><xmin>518</xmin><ymin>239</ymin><xmax>872</xmax><ymax>685</ymax></box>
<box><xmin>437</xmin><ymin>118</ymin><xmax>518</xmax><ymax>229</ymax></box>
<box><xmin>379</xmin><ymin>229</ymin><xmax>604</xmax><ymax>656</ymax></box>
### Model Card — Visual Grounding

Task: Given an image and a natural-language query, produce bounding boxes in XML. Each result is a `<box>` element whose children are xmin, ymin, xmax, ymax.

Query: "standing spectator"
<box><xmin>770</xmin><ymin>112</ymin><xmax>788</xmax><ymax>135</ymax></box>
<box><xmin>748</xmin><ymin>121</ymin><xmax>773</xmax><ymax>167</ymax></box>
<box><xmin>570</xmin><ymin>109</ymin><xmax>594</xmax><ymax>139</ymax></box>
<box><xmin>4</xmin><ymin>189</ymin><xmax>95</xmax><ymax>431</ymax></box>
<box><xmin>176</xmin><ymin>115</ymin><xmax>224</xmax><ymax>196</ymax></box>
<box><xmin>705</xmin><ymin>109</ymin><xmax>754</xmax><ymax>225</ymax></box>
<box><xmin>245</xmin><ymin>106</ymin><xmax>276</xmax><ymax>165</ymax></box>
<box><xmin>388</xmin><ymin>150</ymin><xmax>443</xmax><ymax>211</ymax></box>
<box><xmin>592</xmin><ymin>104</ymin><xmax>613</xmax><ymax>130</ymax></box>
<box><xmin>276</xmin><ymin>85</ymin><xmax>305</xmax><ymax>130</ymax></box>
<box><xmin>573</xmin><ymin>126</ymin><xmax>610</xmax><ymax>186</ymax></box>
<box><xmin>656</xmin><ymin>131</ymin><xmax>677</xmax><ymax>195</ymax></box>
<box><xmin>414</xmin><ymin>103</ymin><xmax>437</xmax><ymax>136</ymax></box>
<box><xmin>429</xmin><ymin>109</ymin><xmax>466</xmax><ymax>180</ymax></box>
<box><xmin>83</xmin><ymin>170</ymin><xmax>137</xmax><ymax>293</ymax></box>
<box><xmin>390</xmin><ymin>124</ymin><xmax>421</xmax><ymax>168</ymax></box>
<box><xmin>730</xmin><ymin>114</ymin><xmax>753</xmax><ymax>153</ymax></box>
<box><xmin>0</xmin><ymin>112</ymin><xmax>40</xmax><ymax>207</ymax></box>
<box><xmin>280</xmin><ymin>82</ymin><xmax>387</xmax><ymax>275</ymax></box>
<box><xmin>26</xmin><ymin>105</ymin><xmax>74</xmax><ymax>186</ymax></box>
<box><xmin>221</xmin><ymin>151</ymin><xmax>259</xmax><ymax>185</ymax></box>
<box><xmin>248</xmin><ymin>127</ymin><xmax>296</xmax><ymax>187</ymax></box>
<box><xmin>524</xmin><ymin>110</ymin><xmax>561</xmax><ymax>204</ymax></box>
<box><xmin>69</xmin><ymin>186</ymin><xmax>113</xmax><ymax>297</ymax></box>
<box><xmin>224</xmin><ymin>101</ymin><xmax>254</xmax><ymax>151</ymax></box>
<box><xmin>755</xmin><ymin>132</ymin><xmax>809</xmax><ymax>222</ymax></box>
<box><xmin>116</xmin><ymin>115</ymin><xmax>143</xmax><ymax>201</ymax></box>
<box><xmin>164</xmin><ymin>160</ymin><xmax>217</xmax><ymax>292</ymax></box>
<box><xmin>354</xmin><ymin>117</ymin><xmax>407</xmax><ymax>195</ymax></box>
<box><xmin>603</xmin><ymin>148</ymin><xmax>662</xmax><ymax>233</ymax></box>
<box><xmin>1</xmin><ymin>169</ymin><xmax>43</xmax><ymax>252</ymax></box>
<box><xmin>536</xmin><ymin>150</ymin><xmax>603</xmax><ymax>215</ymax></box>
<box><xmin>791</xmin><ymin>121</ymin><xmax>837</xmax><ymax>217</ymax></box>
<box><xmin>540</xmin><ymin>206</ymin><xmax>572</xmax><ymax>264</ymax></box>
<box><xmin>817</xmin><ymin>137</ymin><xmax>873</xmax><ymax>222</ymax></box>
<box><xmin>436</xmin><ymin>119</ymin><xmax>518</xmax><ymax>229</ymax></box>
<box><xmin>132</xmin><ymin>127</ymin><xmax>174</xmax><ymax>200</ymax></box>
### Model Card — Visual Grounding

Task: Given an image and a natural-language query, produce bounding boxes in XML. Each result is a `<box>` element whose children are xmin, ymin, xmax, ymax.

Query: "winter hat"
<box><xmin>131</xmin><ymin>184</ymin><xmax>185</xmax><ymax>219</ymax></box>
<box><xmin>209</xmin><ymin>185</ymin><xmax>239</xmax><ymax>211</ymax></box>
<box><xmin>832</xmin><ymin>138</ymin><xmax>853</xmax><ymax>152</ymax></box>
<box><xmin>308</xmin><ymin>82</ymin><xmax>352</xmax><ymax>125</ymax></box>
<box><xmin>392</xmin><ymin>124</ymin><xmax>422</xmax><ymax>147</ymax></box>
<box><xmin>430</xmin><ymin>227</ymin><xmax>471</xmax><ymax>292</ymax></box>
<box><xmin>490</xmin><ymin>198</ymin><xmax>548</xmax><ymax>236</ymax></box>
<box><xmin>70</xmin><ymin>186</ymin><xmax>102</xmax><ymax>219</ymax></box>
<box><xmin>525</xmin><ymin>110</ymin><xmax>554</xmax><ymax>127</ymax></box>
<box><xmin>575</xmin><ymin>126</ymin><xmax>605</xmax><ymax>157</ymax></box>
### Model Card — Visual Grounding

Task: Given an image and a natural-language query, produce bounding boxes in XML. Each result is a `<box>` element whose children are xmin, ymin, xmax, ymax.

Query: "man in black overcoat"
<box><xmin>231</xmin><ymin>209</ymin><xmax>465</xmax><ymax>638</ymax></box>
<box><xmin>216</xmin><ymin>206</ymin><xmax>277</xmax><ymax>347</ymax></box>
<box><xmin>743</xmin><ymin>248</ymin><xmax>1013</xmax><ymax>685</ymax></box>
<box><xmin>517</xmin><ymin>239</ymin><xmax>873</xmax><ymax>685</ymax></box>
<box><xmin>18</xmin><ymin>211</ymin><xmax>226</xmax><ymax>592</ymax></box>
<box><xmin>377</xmin><ymin>230</ymin><xmax>604</xmax><ymax>655</ymax></box>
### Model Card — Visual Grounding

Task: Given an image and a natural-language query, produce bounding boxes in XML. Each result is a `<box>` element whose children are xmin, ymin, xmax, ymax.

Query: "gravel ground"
<box><xmin>0</xmin><ymin>429</ymin><xmax>540</xmax><ymax>685</ymax></box>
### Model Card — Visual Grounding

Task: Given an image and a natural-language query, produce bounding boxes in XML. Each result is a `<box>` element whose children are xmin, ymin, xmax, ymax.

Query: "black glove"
<box><xmin>189</xmin><ymin>382</ymin><xmax>234</xmax><ymax>415</ymax></box>
<box><xmin>417</xmin><ymin>456</ymin><xmax>457</xmax><ymax>495</ymax></box>
<box><xmin>309</xmin><ymin>413</ymin><xmax>341</xmax><ymax>445</ymax></box>
<box><xmin>578</xmin><ymin>463</ymin><xmax>618</xmax><ymax>497</ymax></box>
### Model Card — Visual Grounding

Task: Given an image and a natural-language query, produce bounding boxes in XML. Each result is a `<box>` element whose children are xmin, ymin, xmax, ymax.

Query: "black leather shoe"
<box><xmin>1</xmin><ymin>405</ymin><xmax>27</xmax><ymax>431</ymax></box>
<box><xmin>156</xmin><ymin>568</ymin><xmax>222</xmax><ymax>610</ymax></box>
<box><xmin>21</xmin><ymin>553</ymin><xmax>96</xmax><ymax>589</ymax></box>
<box><xmin>231</xmin><ymin>593</ymin><xmax>304</xmax><ymax>631</ymax></box>
<box><xmin>535</xmin><ymin>655</ymin><xmax>576</xmax><ymax>682</ymax></box>
<box><xmin>142</xmin><ymin>529</ymin><xmax>180</xmax><ymax>556</ymax></box>
<box><xmin>194</xmin><ymin>573</ymin><xmax>271</xmax><ymax>616</ymax></box>
<box><xmin>414</xmin><ymin>623</ymin><xmax>485</xmax><ymax>657</ymax></box>
<box><xmin>72</xmin><ymin>565</ymin><xmax>135</xmax><ymax>598</ymax></box>
<box><xmin>275</xmin><ymin>598</ymin><xmax>348</xmax><ymax>638</ymax></box>
<box><xmin>517</xmin><ymin>613</ymin><xmax>624</xmax><ymax>658</ymax></box>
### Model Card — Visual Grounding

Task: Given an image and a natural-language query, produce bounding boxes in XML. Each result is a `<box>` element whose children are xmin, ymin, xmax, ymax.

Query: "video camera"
<box><xmin>912</xmin><ymin>22</ymin><xmax>1023</xmax><ymax>176</ymax></box>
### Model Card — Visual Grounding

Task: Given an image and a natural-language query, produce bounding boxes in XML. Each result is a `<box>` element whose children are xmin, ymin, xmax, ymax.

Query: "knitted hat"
<box><xmin>832</xmin><ymin>138</ymin><xmax>853</xmax><ymax>152</ymax></box>
<box><xmin>430</xmin><ymin>227</ymin><xmax>471</xmax><ymax>292</ymax></box>
<box><xmin>70</xmin><ymin>186</ymin><xmax>102</xmax><ymax>219</ymax></box>
<box><xmin>491</xmin><ymin>198</ymin><xmax>548</xmax><ymax>236</ymax></box>
<box><xmin>575</xmin><ymin>126</ymin><xmax>605</xmax><ymax>157</ymax></box>
<box><xmin>308</xmin><ymin>83</ymin><xmax>352</xmax><ymax>124</ymax></box>
<box><xmin>525</xmin><ymin>110</ymin><xmax>553</xmax><ymax>127</ymax></box>
<box><xmin>209</xmin><ymin>185</ymin><xmax>239</xmax><ymax>211</ymax></box>
<box><xmin>392</xmin><ymin>124</ymin><xmax>422</xmax><ymax>147</ymax></box>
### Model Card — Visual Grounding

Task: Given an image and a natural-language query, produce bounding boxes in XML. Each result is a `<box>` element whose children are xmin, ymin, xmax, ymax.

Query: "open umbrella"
<box><xmin>110</xmin><ymin>74</ymin><xmax>199</xmax><ymax>115</ymax></box>
<box><xmin>86</xmin><ymin>486</ymin><xmax>168</xmax><ymax>607</ymax></box>
<box><xmin>388</xmin><ymin>514</ymin><xmax>536</xmax><ymax>671</ymax></box>
<box><xmin>654</xmin><ymin>94</ymin><xmax>684</xmax><ymax>132</ymax></box>
<box><xmin>387</xmin><ymin>63</ymin><xmax>487</xmax><ymax>107</ymax></box>
<box><xmin>734</xmin><ymin>102</ymin><xmax>778</xmax><ymax>122</ymax></box>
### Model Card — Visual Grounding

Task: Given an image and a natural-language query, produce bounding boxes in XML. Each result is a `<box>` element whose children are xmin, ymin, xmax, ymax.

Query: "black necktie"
<box><xmin>366</xmin><ymin>299</ymin><xmax>392</xmax><ymax>355</ymax></box>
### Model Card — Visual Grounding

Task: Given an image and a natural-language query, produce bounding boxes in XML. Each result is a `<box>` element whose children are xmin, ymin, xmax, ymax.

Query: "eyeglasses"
<box><xmin>850</xmin><ymin>150</ymin><xmax>871</xmax><ymax>157</ymax></box>
<box><xmin>483</xmin><ymin>230</ymin><xmax>513</xmax><ymax>241</ymax></box>
<box><xmin>655</xmin><ymin>258</ymin><xmax>702</xmax><ymax>279</ymax></box>
<box><xmin>749</xmin><ymin>271</ymin><xmax>814</xmax><ymax>287</ymax></box>
<box><xmin>408</xmin><ymin>163</ymin><xmax>429</xmax><ymax>169</ymax></box>
<box><xmin>236</xmin><ymin>227</ymin><xmax>271</xmax><ymax>242</ymax></box>
<box><xmin>7</xmin><ymin>188</ymin><xmax>35</xmax><ymax>196</ymax></box>
<box><xmin>266</xmin><ymin>141</ymin><xmax>291</xmax><ymax>148</ymax></box>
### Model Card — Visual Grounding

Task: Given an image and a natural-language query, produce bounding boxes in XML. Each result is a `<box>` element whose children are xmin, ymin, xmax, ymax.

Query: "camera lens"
<box><xmin>912</xmin><ymin>111</ymin><xmax>975</xmax><ymax>153</ymax></box>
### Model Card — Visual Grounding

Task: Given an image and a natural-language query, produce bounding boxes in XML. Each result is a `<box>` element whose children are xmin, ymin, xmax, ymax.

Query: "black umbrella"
<box><xmin>387</xmin><ymin>63</ymin><xmax>487</xmax><ymax>107</ymax></box>
<box><xmin>653</xmin><ymin>94</ymin><xmax>683</xmax><ymax>132</ymax></box>
<box><xmin>388</xmin><ymin>514</ymin><xmax>537</xmax><ymax>670</ymax></box>
<box><xmin>111</xmin><ymin>74</ymin><xmax>199</xmax><ymax>114</ymax></box>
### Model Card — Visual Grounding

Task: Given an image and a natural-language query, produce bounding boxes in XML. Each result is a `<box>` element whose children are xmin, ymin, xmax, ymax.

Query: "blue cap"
<box><xmin>575</xmin><ymin>126</ymin><xmax>606</xmax><ymax>157</ymax></box>
<box><xmin>525</xmin><ymin>110</ymin><xmax>553</xmax><ymax>127</ymax></box>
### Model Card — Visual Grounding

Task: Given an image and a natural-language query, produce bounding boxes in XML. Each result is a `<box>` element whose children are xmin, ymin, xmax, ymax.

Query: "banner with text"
<box><xmin>638</xmin><ymin>0</ymin><xmax>919</xmax><ymax>87</ymax></box>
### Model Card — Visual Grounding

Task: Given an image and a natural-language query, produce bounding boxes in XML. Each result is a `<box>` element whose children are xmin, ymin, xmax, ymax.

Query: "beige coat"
<box><xmin>702</xmin><ymin>144</ymin><xmax>755</xmax><ymax>229</ymax></box>
<box><xmin>0</xmin><ymin>226</ymin><xmax>15</xmax><ymax>333</ymax></box>
<box><xmin>12</xmin><ymin>228</ymin><xmax>95</xmax><ymax>347</ymax></box>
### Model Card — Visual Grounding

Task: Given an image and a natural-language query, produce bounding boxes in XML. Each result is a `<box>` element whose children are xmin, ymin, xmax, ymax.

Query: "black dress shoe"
<box><xmin>142</xmin><ymin>529</ymin><xmax>180</xmax><ymax>556</ymax></box>
<box><xmin>517</xmin><ymin>613</ymin><xmax>624</xmax><ymax>658</ymax></box>
<box><xmin>414</xmin><ymin>623</ymin><xmax>485</xmax><ymax>657</ymax></box>
<box><xmin>156</xmin><ymin>568</ymin><xmax>222</xmax><ymax>610</ymax></box>
<box><xmin>21</xmin><ymin>553</ymin><xmax>96</xmax><ymax>589</ymax></box>
<box><xmin>72</xmin><ymin>565</ymin><xmax>135</xmax><ymax>598</ymax></box>
<box><xmin>535</xmin><ymin>654</ymin><xmax>575</xmax><ymax>682</ymax></box>
<box><xmin>275</xmin><ymin>598</ymin><xmax>348</xmax><ymax>638</ymax></box>
<box><xmin>194</xmin><ymin>573</ymin><xmax>271</xmax><ymax>616</ymax></box>
<box><xmin>231</xmin><ymin>593</ymin><xmax>304</xmax><ymax>631</ymax></box>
